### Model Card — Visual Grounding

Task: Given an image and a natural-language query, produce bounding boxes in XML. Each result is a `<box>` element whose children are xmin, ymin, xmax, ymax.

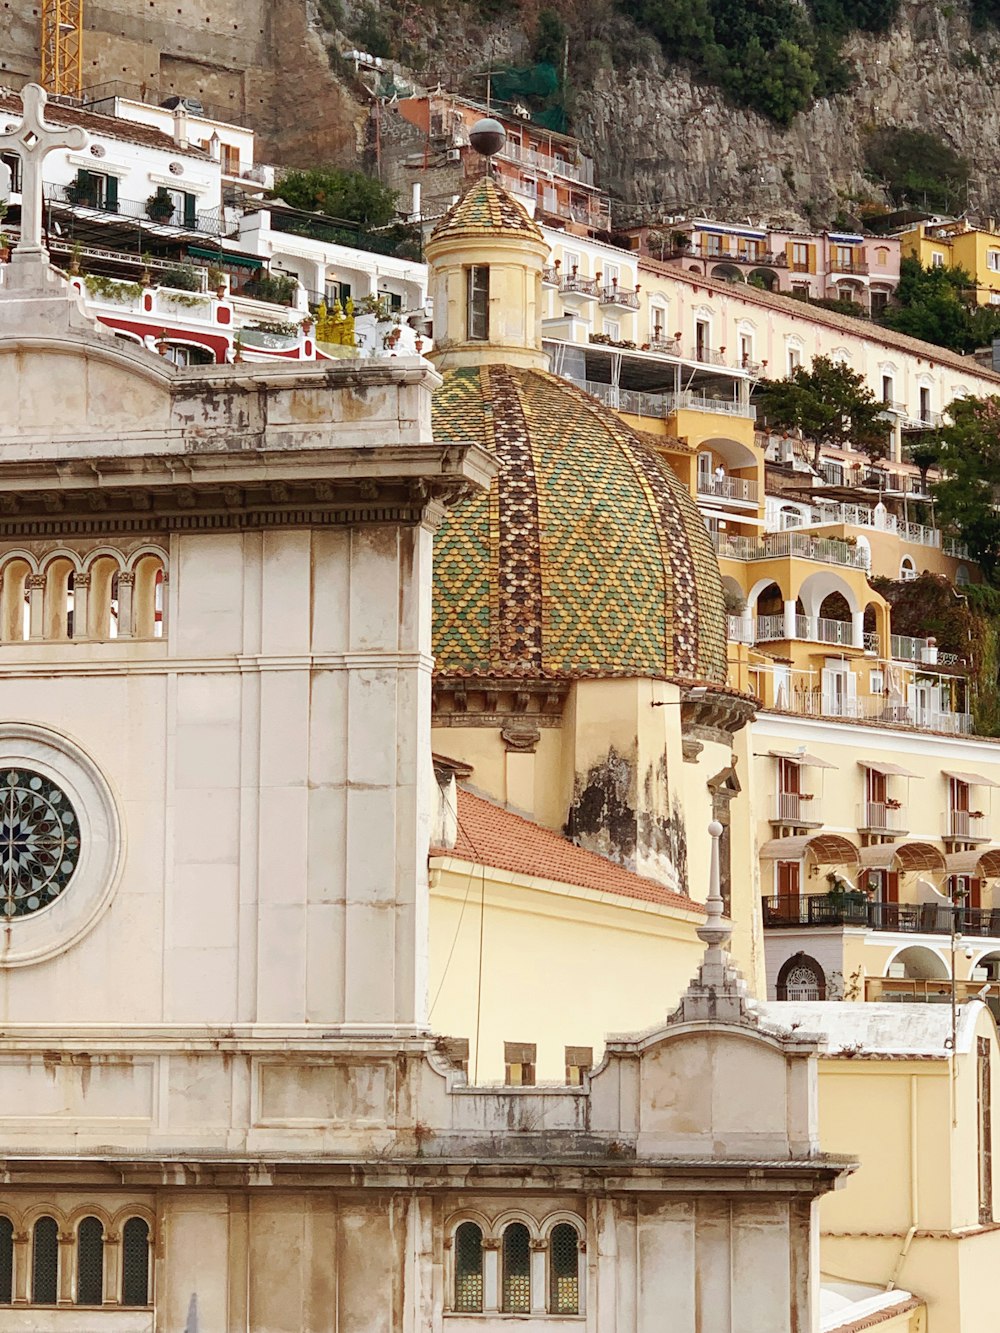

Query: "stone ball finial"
<box><xmin>708</xmin><ymin>820</ymin><xmax>724</xmax><ymax>839</ymax></box>
<box><xmin>469</xmin><ymin>117</ymin><xmax>506</xmax><ymax>157</ymax></box>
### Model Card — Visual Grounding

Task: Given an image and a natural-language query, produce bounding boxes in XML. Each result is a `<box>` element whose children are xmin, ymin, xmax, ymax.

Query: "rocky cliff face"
<box><xmin>574</xmin><ymin>1</ymin><xmax>1000</xmax><ymax>223</ymax></box>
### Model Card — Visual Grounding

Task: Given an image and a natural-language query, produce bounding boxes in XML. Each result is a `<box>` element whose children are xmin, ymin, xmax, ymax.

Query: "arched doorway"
<box><xmin>748</xmin><ymin>268</ymin><xmax>780</xmax><ymax>292</ymax></box>
<box><xmin>776</xmin><ymin>952</ymin><xmax>827</xmax><ymax>1000</ymax></box>
<box><xmin>711</xmin><ymin>263</ymin><xmax>745</xmax><ymax>284</ymax></box>
<box><xmin>887</xmin><ymin>945</ymin><xmax>949</xmax><ymax>980</ymax></box>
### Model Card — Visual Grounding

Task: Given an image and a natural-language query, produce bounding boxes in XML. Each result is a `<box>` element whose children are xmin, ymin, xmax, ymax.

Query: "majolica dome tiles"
<box><xmin>432</xmin><ymin>365</ymin><xmax>728</xmax><ymax>684</ymax></box>
<box><xmin>430</xmin><ymin>174</ymin><xmax>545</xmax><ymax>243</ymax></box>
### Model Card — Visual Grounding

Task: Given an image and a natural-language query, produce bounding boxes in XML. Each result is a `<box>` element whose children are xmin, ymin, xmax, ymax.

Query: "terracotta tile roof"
<box><xmin>827</xmin><ymin>1296</ymin><xmax>923</xmax><ymax>1333</ymax></box>
<box><xmin>0</xmin><ymin>90</ymin><xmax>210</xmax><ymax>159</ymax></box>
<box><xmin>430</xmin><ymin>173</ymin><xmax>543</xmax><ymax>242</ymax></box>
<box><xmin>639</xmin><ymin>253</ymin><xmax>1000</xmax><ymax>388</ymax></box>
<box><xmin>431</xmin><ymin>785</ymin><xmax>704</xmax><ymax>913</ymax></box>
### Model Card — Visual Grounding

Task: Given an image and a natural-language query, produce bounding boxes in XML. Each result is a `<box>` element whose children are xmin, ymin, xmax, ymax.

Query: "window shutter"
<box><xmin>183</xmin><ymin>192</ymin><xmax>197</xmax><ymax>228</ymax></box>
<box><xmin>105</xmin><ymin>173</ymin><xmax>118</xmax><ymax>211</ymax></box>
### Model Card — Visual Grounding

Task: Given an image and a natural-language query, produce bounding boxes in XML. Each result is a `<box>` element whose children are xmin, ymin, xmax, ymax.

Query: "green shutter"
<box><xmin>105</xmin><ymin>174</ymin><xmax>118</xmax><ymax>212</ymax></box>
<box><xmin>183</xmin><ymin>193</ymin><xmax>197</xmax><ymax>228</ymax></box>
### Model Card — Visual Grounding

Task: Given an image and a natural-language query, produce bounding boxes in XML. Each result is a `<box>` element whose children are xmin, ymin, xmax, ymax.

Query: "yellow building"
<box><xmin>898</xmin><ymin>219</ymin><xmax>1000</xmax><ymax>306</ymax></box>
<box><xmin>766</xmin><ymin>999</ymin><xmax>999</xmax><ymax>1332</ymax></box>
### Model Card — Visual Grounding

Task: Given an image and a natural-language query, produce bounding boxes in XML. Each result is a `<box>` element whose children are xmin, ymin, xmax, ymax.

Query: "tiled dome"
<box><xmin>432</xmin><ymin>364</ymin><xmax>727</xmax><ymax>683</ymax></box>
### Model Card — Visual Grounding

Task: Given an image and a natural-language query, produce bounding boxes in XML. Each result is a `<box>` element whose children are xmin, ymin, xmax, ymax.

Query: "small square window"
<box><xmin>504</xmin><ymin>1042</ymin><xmax>536</xmax><ymax>1086</ymax></box>
<box><xmin>565</xmin><ymin>1046</ymin><xmax>593</xmax><ymax>1085</ymax></box>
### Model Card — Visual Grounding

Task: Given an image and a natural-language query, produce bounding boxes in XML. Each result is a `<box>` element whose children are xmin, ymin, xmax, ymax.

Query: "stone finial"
<box><xmin>669</xmin><ymin>821</ymin><xmax>750</xmax><ymax>1025</ymax></box>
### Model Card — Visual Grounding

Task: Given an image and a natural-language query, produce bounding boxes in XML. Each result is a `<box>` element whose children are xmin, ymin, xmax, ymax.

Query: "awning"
<box><xmin>763</xmin><ymin>749</ymin><xmax>837</xmax><ymax>769</ymax></box>
<box><xmin>759</xmin><ymin>833</ymin><xmax>859</xmax><ymax>866</ymax></box>
<box><xmin>859</xmin><ymin>842</ymin><xmax>946</xmax><ymax>873</ymax></box>
<box><xmin>946</xmin><ymin>849</ymin><xmax>1000</xmax><ymax>877</ymax></box>
<box><xmin>187</xmin><ymin>244</ymin><xmax>263</xmax><ymax>270</ymax></box>
<box><xmin>943</xmin><ymin>770</ymin><xmax>1000</xmax><ymax>788</ymax></box>
<box><xmin>858</xmin><ymin>760</ymin><xmax>920</xmax><ymax>778</ymax></box>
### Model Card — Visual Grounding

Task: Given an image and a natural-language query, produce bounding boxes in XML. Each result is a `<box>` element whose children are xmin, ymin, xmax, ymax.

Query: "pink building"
<box><xmin>630</xmin><ymin>219</ymin><xmax>901</xmax><ymax>314</ymax></box>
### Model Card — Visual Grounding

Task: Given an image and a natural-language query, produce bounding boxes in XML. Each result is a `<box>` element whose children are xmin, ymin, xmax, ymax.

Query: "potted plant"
<box><xmin>68</xmin><ymin>242</ymin><xmax>82</xmax><ymax>275</ymax></box>
<box><xmin>207</xmin><ymin>266</ymin><xmax>226</xmax><ymax>297</ymax></box>
<box><xmin>146</xmin><ymin>187</ymin><xmax>175</xmax><ymax>225</ymax></box>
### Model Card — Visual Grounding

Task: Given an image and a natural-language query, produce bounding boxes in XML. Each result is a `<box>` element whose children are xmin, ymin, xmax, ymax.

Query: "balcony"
<box><xmin>49</xmin><ymin>183</ymin><xmax>224</xmax><ymax>236</ymax></box>
<box><xmin>579</xmin><ymin>381</ymin><xmax>755</xmax><ymax>422</ymax></box>
<box><xmin>713</xmin><ymin>530</ymin><xmax>868</xmax><ymax>568</ymax></box>
<box><xmin>944</xmin><ymin>537</ymin><xmax>970</xmax><ymax>559</ymax></box>
<box><xmin>830</xmin><ymin>257</ymin><xmax>869</xmax><ymax>276</ymax></box>
<box><xmin>649</xmin><ymin>336</ymin><xmax>682</xmax><ymax>356</ymax></box>
<box><xmin>762</xmin><ymin>894</ymin><xmax>1000</xmax><ymax>935</ymax></box>
<box><xmin>670</xmin><ymin>241</ymin><xmax>788</xmax><ymax>267</ymax></box>
<box><xmin>599</xmin><ymin>283</ymin><xmax>640</xmax><ymax>311</ymax></box>
<box><xmin>890</xmin><ymin>634</ymin><xmax>963</xmax><ymax>667</ymax></box>
<box><xmin>692</xmin><ymin>345</ymin><xmax>728</xmax><ymax>366</ymax></box>
<box><xmin>945</xmin><ymin>810</ymin><xmax>990</xmax><ymax>843</ymax></box>
<box><xmin>772</xmin><ymin>792</ymin><xmax>822</xmax><ymax>827</ymax></box>
<box><xmin>797</xmin><ymin>501</ymin><xmax>942</xmax><ymax>549</ymax></box>
<box><xmin>857</xmin><ymin>801</ymin><xmax>908</xmax><ymax>835</ymax></box>
<box><xmin>697</xmin><ymin>473</ymin><xmax>759</xmax><ymax>504</ymax></box>
<box><xmin>542</xmin><ymin>265</ymin><xmax>560</xmax><ymax>287</ymax></box>
<box><xmin>902</xmin><ymin>409</ymin><xmax>943</xmax><ymax>431</ymax></box>
<box><xmin>558</xmin><ymin>273</ymin><xmax>599</xmax><ymax>304</ymax></box>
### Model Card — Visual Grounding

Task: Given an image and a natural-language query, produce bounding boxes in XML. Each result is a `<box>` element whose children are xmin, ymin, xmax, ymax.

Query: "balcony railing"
<box><xmin>649</xmin><ymin>336</ymin><xmax>682</xmax><ymax>355</ymax></box>
<box><xmin>944</xmin><ymin>537</ymin><xmax>971</xmax><ymax>559</ymax></box>
<box><xmin>672</xmin><ymin>241</ymin><xmax>788</xmax><ymax>267</ymax></box>
<box><xmin>796</xmin><ymin>502</ymin><xmax>942</xmax><ymax>549</ymax></box>
<box><xmin>542</xmin><ymin>265</ymin><xmax>560</xmax><ymax>285</ymax></box>
<box><xmin>890</xmin><ymin>634</ymin><xmax>962</xmax><ymax>666</ymax></box>
<box><xmin>599</xmin><ymin>284</ymin><xmax>640</xmax><ymax>309</ymax></box>
<box><xmin>49</xmin><ymin>183</ymin><xmax>224</xmax><ymax>235</ymax></box>
<box><xmin>579</xmin><ymin>381</ymin><xmax>756</xmax><ymax>421</ymax></box>
<box><xmin>858</xmin><ymin>800</ymin><xmax>908</xmax><ymax>833</ymax></box>
<box><xmin>713</xmin><ymin>530</ymin><xmax>868</xmax><ymax>568</ymax></box>
<box><xmin>762</xmin><ymin>894</ymin><xmax>1000</xmax><ymax>936</ymax></box>
<box><xmin>693</xmin><ymin>345</ymin><xmax>728</xmax><ymax>366</ymax></box>
<box><xmin>773</xmin><ymin>792</ymin><xmax>821</xmax><ymax>824</ymax></box>
<box><xmin>697</xmin><ymin>474</ymin><xmax>759</xmax><ymax>503</ymax></box>
<box><xmin>946</xmin><ymin>810</ymin><xmax>989</xmax><ymax>841</ymax></box>
<box><xmin>559</xmin><ymin>274</ymin><xmax>599</xmax><ymax>299</ymax></box>
<box><xmin>727</xmin><ymin>614</ymin><xmax>755</xmax><ymax>643</ymax></box>
<box><xmin>761</xmin><ymin>684</ymin><xmax>973</xmax><ymax>732</ymax></box>
<box><xmin>830</xmin><ymin>257</ymin><xmax>869</xmax><ymax>275</ymax></box>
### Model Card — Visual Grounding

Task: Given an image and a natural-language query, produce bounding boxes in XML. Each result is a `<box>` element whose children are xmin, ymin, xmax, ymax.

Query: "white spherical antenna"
<box><xmin>469</xmin><ymin>117</ymin><xmax>507</xmax><ymax>157</ymax></box>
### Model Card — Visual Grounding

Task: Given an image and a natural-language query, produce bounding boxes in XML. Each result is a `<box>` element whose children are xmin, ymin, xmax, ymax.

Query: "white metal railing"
<box><xmin>797</xmin><ymin>502</ymin><xmax>941</xmax><ymax>549</ymax></box>
<box><xmin>754</xmin><ymin>614</ymin><xmax>788</xmax><ymax>642</ymax></box>
<box><xmin>775</xmin><ymin>792</ymin><xmax>819</xmax><ymax>823</ymax></box>
<box><xmin>599</xmin><ymin>284</ymin><xmax>640</xmax><ymax>309</ymax></box>
<box><xmin>864</xmin><ymin>631</ymin><xmax>880</xmax><ymax>652</ymax></box>
<box><xmin>947</xmin><ymin>810</ymin><xmax>989</xmax><ymax>839</ymax></box>
<box><xmin>888</xmin><ymin>634</ymin><xmax>962</xmax><ymax>665</ymax></box>
<box><xmin>764</xmin><ymin>688</ymin><xmax>973</xmax><ymax>733</ymax></box>
<box><xmin>499</xmin><ymin>140</ymin><xmax>585</xmax><ymax>183</ymax></box>
<box><xmin>816</xmin><ymin>617</ymin><xmax>855</xmax><ymax>646</ymax></box>
<box><xmin>649</xmin><ymin>336</ymin><xmax>682</xmax><ymax>355</ymax></box>
<box><xmin>727</xmin><ymin>614</ymin><xmax>755</xmax><ymax>643</ymax></box>
<box><xmin>580</xmin><ymin>381</ymin><xmax>756</xmax><ymax>422</ymax></box>
<box><xmin>697</xmin><ymin>474</ymin><xmax>759</xmax><ymax>503</ymax></box>
<box><xmin>858</xmin><ymin>801</ymin><xmax>907</xmax><ymax>833</ymax></box>
<box><xmin>944</xmin><ymin>537</ymin><xmax>971</xmax><ymax>559</ymax></box>
<box><xmin>713</xmin><ymin>530</ymin><xmax>867</xmax><ymax>568</ymax></box>
<box><xmin>560</xmin><ymin>274</ymin><xmax>599</xmax><ymax>298</ymax></box>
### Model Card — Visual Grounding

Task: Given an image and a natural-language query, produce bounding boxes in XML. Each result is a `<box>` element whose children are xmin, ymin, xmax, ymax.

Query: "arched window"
<box><xmin>776</xmin><ymin>952</ymin><xmax>827</xmax><ymax>1000</ymax></box>
<box><xmin>502</xmin><ymin>1222</ymin><xmax>531</xmax><ymax>1314</ymax></box>
<box><xmin>121</xmin><ymin>1217</ymin><xmax>150</xmax><ymax>1307</ymax></box>
<box><xmin>76</xmin><ymin>1216</ymin><xmax>104</xmax><ymax>1305</ymax></box>
<box><xmin>453</xmin><ymin>1221</ymin><xmax>483</xmax><ymax>1313</ymax></box>
<box><xmin>32</xmin><ymin>1216</ymin><xmax>59</xmax><ymax>1305</ymax></box>
<box><xmin>0</xmin><ymin>1216</ymin><xmax>12</xmax><ymax>1305</ymax></box>
<box><xmin>957</xmin><ymin>565</ymin><xmax>971</xmax><ymax>587</ymax></box>
<box><xmin>900</xmin><ymin>555</ymin><xmax>917</xmax><ymax>582</ymax></box>
<box><xmin>549</xmin><ymin>1223</ymin><xmax>580</xmax><ymax>1314</ymax></box>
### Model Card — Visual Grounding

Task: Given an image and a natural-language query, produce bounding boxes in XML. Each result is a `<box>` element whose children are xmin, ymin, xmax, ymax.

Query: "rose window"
<box><xmin>0</xmin><ymin>769</ymin><xmax>81</xmax><ymax>917</ymax></box>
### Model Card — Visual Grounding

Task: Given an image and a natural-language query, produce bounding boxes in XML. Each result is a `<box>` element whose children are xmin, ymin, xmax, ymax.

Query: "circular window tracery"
<box><xmin>0</xmin><ymin>769</ymin><xmax>81</xmax><ymax>918</ymax></box>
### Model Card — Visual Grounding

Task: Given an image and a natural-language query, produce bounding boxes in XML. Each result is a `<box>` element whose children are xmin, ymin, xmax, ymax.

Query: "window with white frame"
<box><xmin>932</xmin><ymin>252</ymin><xmax>945</xmax><ymax>268</ymax></box>
<box><xmin>650</xmin><ymin>304</ymin><xmax>667</xmax><ymax>340</ymax></box>
<box><xmin>787</xmin><ymin>345</ymin><xmax>802</xmax><ymax>373</ymax></box>
<box><xmin>988</xmin><ymin>250</ymin><xmax>1000</xmax><ymax>272</ymax></box>
<box><xmin>603</xmin><ymin>320</ymin><xmax>620</xmax><ymax>339</ymax></box>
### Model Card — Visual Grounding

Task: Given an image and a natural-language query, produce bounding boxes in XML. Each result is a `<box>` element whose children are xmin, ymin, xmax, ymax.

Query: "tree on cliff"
<box><xmin>754</xmin><ymin>355</ymin><xmax>888</xmax><ymax>469</ymax></box>
<box><xmin>272</xmin><ymin>167</ymin><xmax>398</xmax><ymax>227</ymax></box>
<box><xmin>932</xmin><ymin>396</ymin><xmax>1000</xmax><ymax>583</ymax></box>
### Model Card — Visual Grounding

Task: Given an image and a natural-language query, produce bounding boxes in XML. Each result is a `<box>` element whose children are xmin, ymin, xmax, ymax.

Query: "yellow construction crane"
<box><xmin>40</xmin><ymin>0</ymin><xmax>84</xmax><ymax>100</ymax></box>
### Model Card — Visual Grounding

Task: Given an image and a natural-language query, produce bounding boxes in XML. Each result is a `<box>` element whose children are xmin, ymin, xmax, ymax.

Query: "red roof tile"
<box><xmin>0</xmin><ymin>90</ymin><xmax>210</xmax><ymax>159</ymax></box>
<box><xmin>431</xmin><ymin>786</ymin><xmax>703</xmax><ymax>913</ymax></box>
